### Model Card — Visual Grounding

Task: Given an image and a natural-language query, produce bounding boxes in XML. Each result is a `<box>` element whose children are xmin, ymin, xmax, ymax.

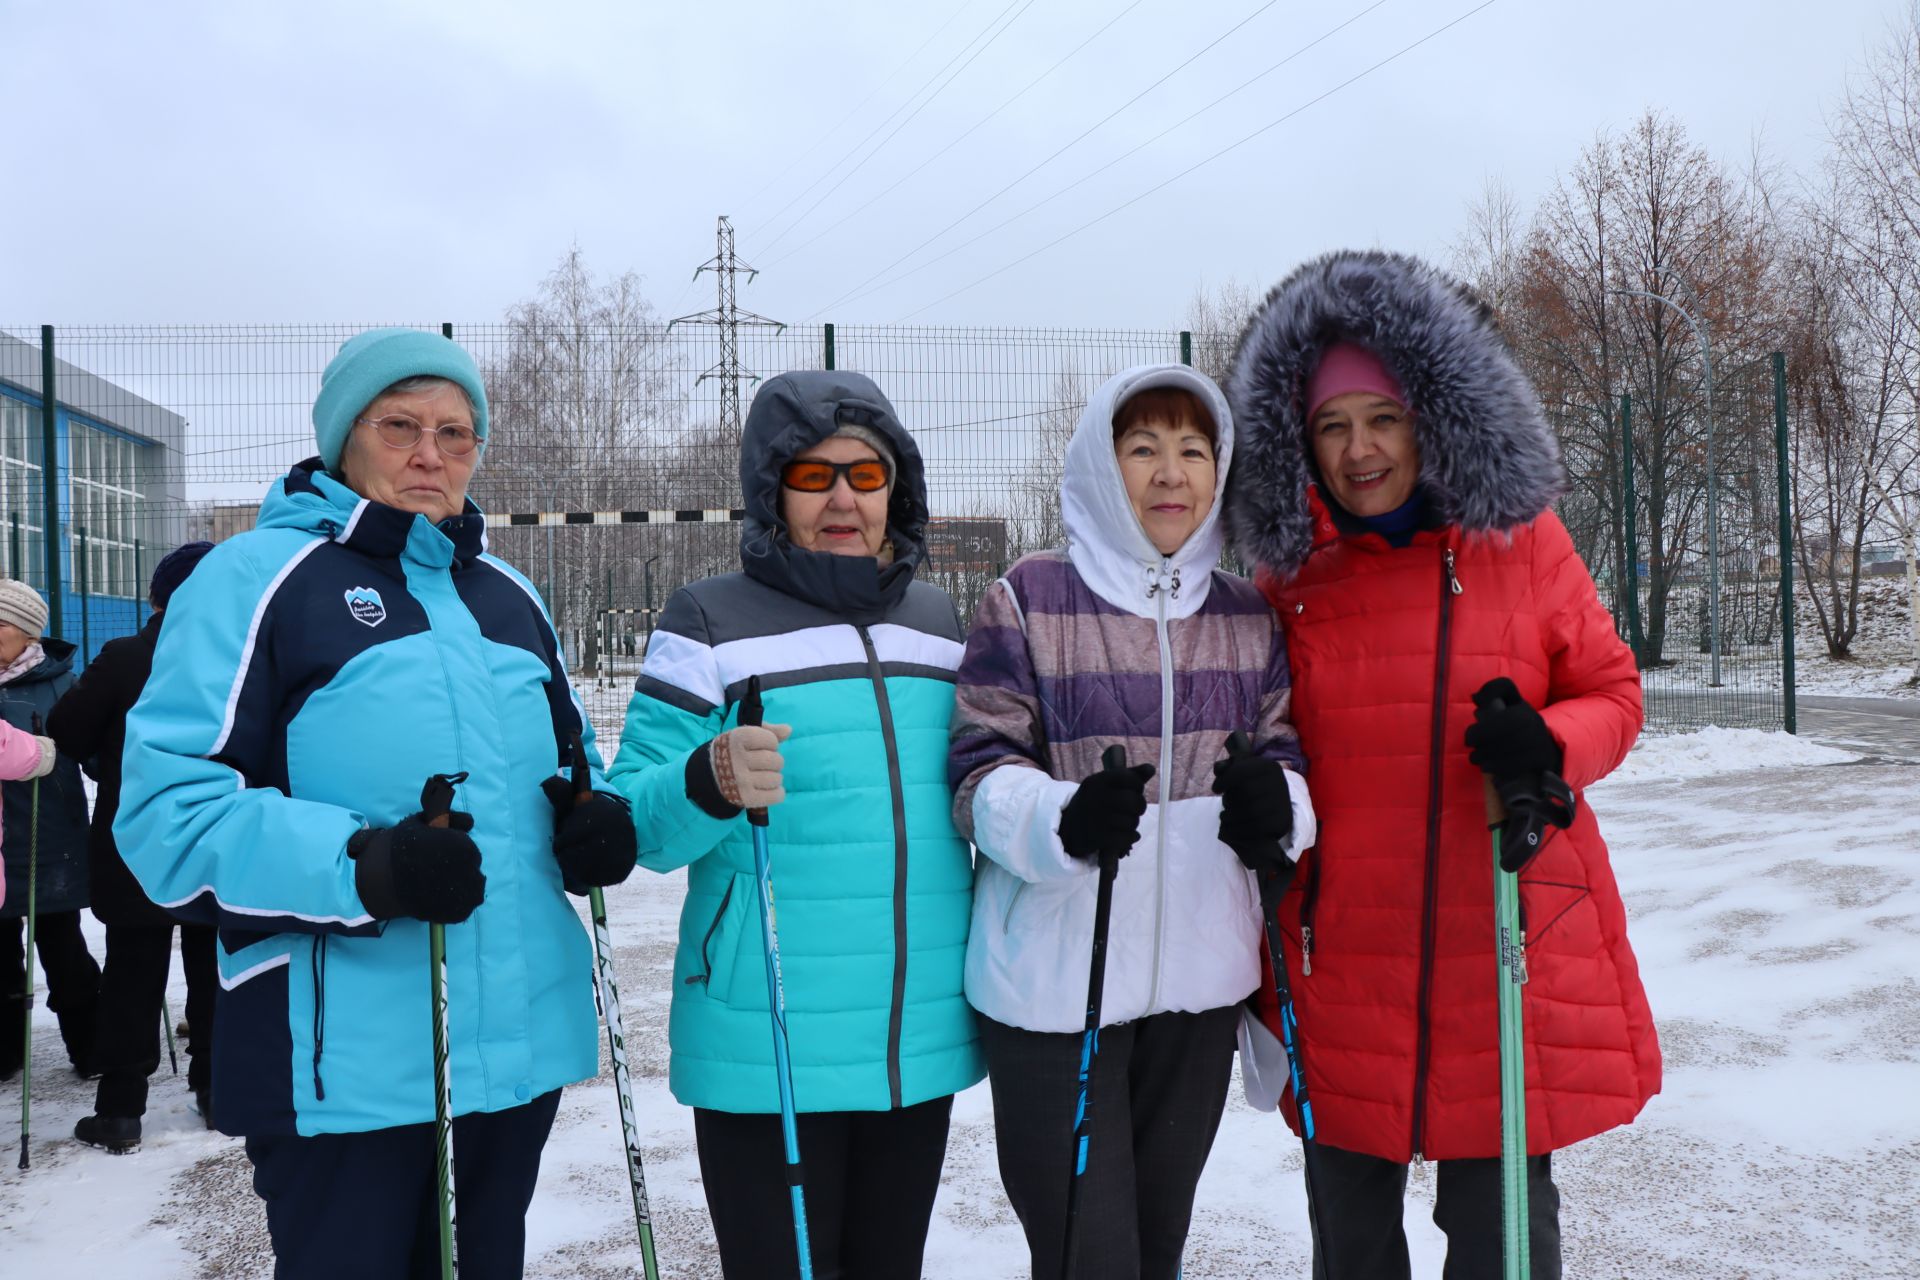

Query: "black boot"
<box><xmin>194</xmin><ymin>1088</ymin><xmax>215</xmax><ymax>1131</ymax></box>
<box><xmin>74</xmin><ymin>1113</ymin><xmax>141</xmax><ymax>1154</ymax></box>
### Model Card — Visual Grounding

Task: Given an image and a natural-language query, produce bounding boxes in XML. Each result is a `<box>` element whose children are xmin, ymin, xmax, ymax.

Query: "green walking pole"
<box><xmin>16</xmin><ymin>723</ymin><xmax>41</xmax><ymax>1170</ymax></box>
<box><xmin>420</xmin><ymin>771</ymin><xmax>470</xmax><ymax>1280</ymax></box>
<box><xmin>1486</xmin><ymin>775</ymin><xmax>1530</xmax><ymax>1280</ymax></box>
<box><xmin>567</xmin><ymin>735</ymin><xmax>662</xmax><ymax>1280</ymax></box>
<box><xmin>1471</xmin><ymin>680</ymin><xmax>1572</xmax><ymax>1280</ymax></box>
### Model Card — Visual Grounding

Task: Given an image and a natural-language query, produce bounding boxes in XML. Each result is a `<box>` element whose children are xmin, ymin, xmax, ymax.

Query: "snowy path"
<box><xmin>2</xmin><ymin>728</ymin><xmax>1915</xmax><ymax>1277</ymax></box>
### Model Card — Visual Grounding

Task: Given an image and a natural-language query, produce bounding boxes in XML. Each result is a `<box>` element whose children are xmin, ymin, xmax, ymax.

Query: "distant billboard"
<box><xmin>925</xmin><ymin>517</ymin><xmax>1006</xmax><ymax>574</ymax></box>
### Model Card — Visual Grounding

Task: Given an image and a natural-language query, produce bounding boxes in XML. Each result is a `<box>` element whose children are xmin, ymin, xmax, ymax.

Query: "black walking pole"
<box><xmin>1059</xmin><ymin>744</ymin><xmax>1129</xmax><ymax>1278</ymax></box>
<box><xmin>1225</xmin><ymin>732</ymin><xmax>1331</xmax><ymax>1274</ymax></box>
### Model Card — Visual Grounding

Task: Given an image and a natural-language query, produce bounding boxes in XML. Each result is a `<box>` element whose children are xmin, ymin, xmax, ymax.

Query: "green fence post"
<box><xmin>1179</xmin><ymin>331</ymin><xmax>1193</xmax><ymax>367</ymax></box>
<box><xmin>1621</xmin><ymin>393</ymin><xmax>1644</xmax><ymax>665</ymax></box>
<box><xmin>1773</xmin><ymin>353</ymin><xmax>1796</xmax><ymax>734</ymax></box>
<box><xmin>77</xmin><ymin>526</ymin><xmax>89</xmax><ymax>663</ymax></box>
<box><xmin>8</xmin><ymin>512</ymin><xmax>18</xmax><ymax>585</ymax></box>
<box><xmin>823</xmin><ymin>323</ymin><xmax>835</xmax><ymax>371</ymax></box>
<box><xmin>39</xmin><ymin>326</ymin><xmax>62</xmax><ymax>636</ymax></box>
<box><xmin>442</xmin><ymin>322</ymin><xmax>454</xmax><ymax>340</ymax></box>
<box><xmin>133</xmin><ymin>538</ymin><xmax>144</xmax><ymax>629</ymax></box>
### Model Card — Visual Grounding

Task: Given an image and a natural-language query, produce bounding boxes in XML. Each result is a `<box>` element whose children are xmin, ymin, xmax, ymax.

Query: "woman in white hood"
<box><xmin>949</xmin><ymin>364</ymin><xmax>1315</xmax><ymax>1278</ymax></box>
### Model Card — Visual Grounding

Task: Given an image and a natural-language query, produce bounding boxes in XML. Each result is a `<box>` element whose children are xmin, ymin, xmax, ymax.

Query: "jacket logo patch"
<box><xmin>344</xmin><ymin>586</ymin><xmax>387</xmax><ymax>628</ymax></box>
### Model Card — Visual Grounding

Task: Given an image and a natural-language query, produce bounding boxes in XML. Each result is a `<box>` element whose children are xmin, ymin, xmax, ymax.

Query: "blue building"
<box><xmin>0</xmin><ymin>331</ymin><xmax>188</xmax><ymax>665</ymax></box>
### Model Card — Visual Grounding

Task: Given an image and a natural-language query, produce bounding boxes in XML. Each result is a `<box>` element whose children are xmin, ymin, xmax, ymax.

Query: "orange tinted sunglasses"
<box><xmin>780</xmin><ymin>459</ymin><xmax>891</xmax><ymax>493</ymax></box>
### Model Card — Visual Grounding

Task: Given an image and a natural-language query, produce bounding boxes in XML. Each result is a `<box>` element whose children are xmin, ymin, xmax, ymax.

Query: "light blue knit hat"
<box><xmin>311</xmin><ymin>328</ymin><xmax>489</xmax><ymax>471</ymax></box>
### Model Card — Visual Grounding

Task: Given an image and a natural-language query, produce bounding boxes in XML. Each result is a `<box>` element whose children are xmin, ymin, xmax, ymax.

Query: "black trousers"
<box><xmin>1304</xmin><ymin>1141</ymin><xmax>1562</xmax><ymax>1280</ymax></box>
<box><xmin>693</xmin><ymin>1094</ymin><xmax>954</xmax><ymax>1280</ymax></box>
<box><xmin>91</xmin><ymin>921</ymin><xmax>217</xmax><ymax>1116</ymax></box>
<box><xmin>243</xmin><ymin>1089</ymin><xmax>561</xmax><ymax>1280</ymax></box>
<box><xmin>979</xmin><ymin>1005</ymin><xmax>1239</xmax><ymax>1280</ymax></box>
<box><xmin>1</xmin><ymin>910</ymin><xmax>101</xmax><ymax>1075</ymax></box>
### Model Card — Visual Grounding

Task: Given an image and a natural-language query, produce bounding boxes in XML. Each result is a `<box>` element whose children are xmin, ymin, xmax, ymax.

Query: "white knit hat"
<box><xmin>0</xmin><ymin>579</ymin><xmax>48</xmax><ymax>639</ymax></box>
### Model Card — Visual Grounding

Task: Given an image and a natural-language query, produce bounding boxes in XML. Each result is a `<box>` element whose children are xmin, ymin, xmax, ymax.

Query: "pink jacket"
<box><xmin>0</xmin><ymin>720</ymin><xmax>48</xmax><ymax>908</ymax></box>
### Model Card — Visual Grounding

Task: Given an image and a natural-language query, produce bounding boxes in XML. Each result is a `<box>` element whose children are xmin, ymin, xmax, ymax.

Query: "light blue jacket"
<box><xmin>116</xmin><ymin>461</ymin><xmax>602</xmax><ymax>1137</ymax></box>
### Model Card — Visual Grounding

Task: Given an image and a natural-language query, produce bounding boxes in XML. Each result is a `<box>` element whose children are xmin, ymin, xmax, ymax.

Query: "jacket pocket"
<box><xmin>703</xmin><ymin>872</ymin><xmax>758</xmax><ymax>1008</ymax></box>
<box><xmin>1000</xmin><ymin>881</ymin><xmax>1028</xmax><ymax>933</ymax></box>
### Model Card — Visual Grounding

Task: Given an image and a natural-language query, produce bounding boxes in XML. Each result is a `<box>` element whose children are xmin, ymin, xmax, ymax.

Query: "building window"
<box><xmin>0</xmin><ymin>395</ymin><xmax>46</xmax><ymax>589</ymax></box>
<box><xmin>70</xmin><ymin>422</ymin><xmax>143</xmax><ymax>599</ymax></box>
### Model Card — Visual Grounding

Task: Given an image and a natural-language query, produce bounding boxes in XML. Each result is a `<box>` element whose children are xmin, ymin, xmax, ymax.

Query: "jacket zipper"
<box><xmin>1411</xmin><ymin>545</ymin><xmax>1462</xmax><ymax>1160</ymax></box>
<box><xmin>858</xmin><ymin>625</ymin><xmax>911</xmax><ymax>1112</ymax></box>
<box><xmin>311</xmin><ymin>935</ymin><xmax>329</xmax><ymax>1101</ymax></box>
<box><xmin>1299</xmin><ymin>854</ymin><xmax>1322</xmax><ymax>976</ymax></box>
<box><xmin>684</xmin><ymin>879</ymin><xmax>737</xmax><ymax>987</ymax></box>
<box><xmin>1146</xmin><ymin>561</ymin><xmax>1178</xmax><ymax>1011</ymax></box>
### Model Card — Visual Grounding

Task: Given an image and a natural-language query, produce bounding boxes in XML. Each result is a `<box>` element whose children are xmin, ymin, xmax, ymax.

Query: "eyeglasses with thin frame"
<box><xmin>356</xmin><ymin>414</ymin><xmax>481</xmax><ymax>457</ymax></box>
<box><xmin>780</xmin><ymin>458</ymin><xmax>891</xmax><ymax>493</ymax></box>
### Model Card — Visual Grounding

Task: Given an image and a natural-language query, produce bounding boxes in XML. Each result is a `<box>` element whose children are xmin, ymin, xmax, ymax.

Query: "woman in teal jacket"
<box><xmin>116</xmin><ymin>329</ymin><xmax>638</xmax><ymax>1280</ymax></box>
<box><xmin>610</xmin><ymin>370</ymin><xmax>982</xmax><ymax>1279</ymax></box>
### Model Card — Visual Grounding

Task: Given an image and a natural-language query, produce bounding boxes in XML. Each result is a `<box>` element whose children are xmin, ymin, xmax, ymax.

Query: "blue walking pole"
<box><xmin>1060</xmin><ymin>743</ymin><xmax>1129</xmax><ymax>1279</ymax></box>
<box><xmin>740</xmin><ymin>676</ymin><xmax>813</xmax><ymax>1279</ymax></box>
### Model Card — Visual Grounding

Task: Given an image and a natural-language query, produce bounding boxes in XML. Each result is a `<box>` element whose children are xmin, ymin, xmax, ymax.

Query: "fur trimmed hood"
<box><xmin>1225</xmin><ymin>250</ymin><xmax>1564</xmax><ymax>578</ymax></box>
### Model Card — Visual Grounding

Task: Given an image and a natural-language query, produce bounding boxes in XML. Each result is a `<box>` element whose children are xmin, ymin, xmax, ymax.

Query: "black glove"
<box><xmin>1211</xmin><ymin>750</ymin><xmax>1294</xmax><ymax>876</ymax></box>
<box><xmin>348</xmin><ymin>813</ymin><xmax>486</xmax><ymax>924</ymax></box>
<box><xmin>1465</xmin><ymin>678</ymin><xmax>1563</xmax><ymax>783</ymax></box>
<box><xmin>1468</xmin><ymin>678</ymin><xmax>1577</xmax><ymax>873</ymax></box>
<box><xmin>541</xmin><ymin>777</ymin><xmax>639</xmax><ymax>890</ymax></box>
<box><xmin>1058</xmin><ymin>756</ymin><xmax>1156</xmax><ymax>862</ymax></box>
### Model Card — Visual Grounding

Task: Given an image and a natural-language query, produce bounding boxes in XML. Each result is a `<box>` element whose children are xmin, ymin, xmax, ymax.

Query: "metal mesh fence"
<box><xmin>1626</xmin><ymin>354</ymin><xmax>1795</xmax><ymax>732</ymax></box>
<box><xmin>0</xmin><ymin>324</ymin><xmax>1796</xmax><ymax>733</ymax></box>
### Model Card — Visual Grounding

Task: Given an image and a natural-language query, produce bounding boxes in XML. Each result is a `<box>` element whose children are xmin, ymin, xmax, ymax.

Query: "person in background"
<box><xmin>1226</xmin><ymin>249</ymin><xmax>1660</xmax><ymax>1278</ymax></box>
<box><xmin>948</xmin><ymin>365</ymin><xmax>1314</xmax><ymax>1280</ymax></box>
<box><xmin>115</xmin><ymin>328</ymin><xmax>636</xmax><ymax>1279</ymax></box>
<box><xmin>610</xmin><ymin>370</ymin><xmax>983</xmax><ymax>1280</ymax></box>
<box><xmin>0</xmin><ymin>577</ymin><xmax>99</xmax><ymax>1082</ymax></box>
<box><xmin>52</xmin><ymin>540</ymin><xmax>220</xmax><ymax>1153</ymax></box>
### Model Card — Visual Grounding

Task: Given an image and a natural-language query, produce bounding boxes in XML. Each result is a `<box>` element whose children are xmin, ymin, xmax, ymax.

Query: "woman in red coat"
<box><xmin>1225</xmin><ymin>250</ymin><xmax>1660</xmax><ymax>1279</ymax></box>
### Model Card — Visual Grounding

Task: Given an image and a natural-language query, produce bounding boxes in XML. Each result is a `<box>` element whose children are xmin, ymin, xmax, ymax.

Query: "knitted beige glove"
<box><xmin>710</xmin><ymin>723</ymin><xmax>791</xmax><ymax>809</ymax></box>
<box><xmin>27</xmin><ymin>735</ymin><xmax>56</xmax><ymax>780</ymax></box>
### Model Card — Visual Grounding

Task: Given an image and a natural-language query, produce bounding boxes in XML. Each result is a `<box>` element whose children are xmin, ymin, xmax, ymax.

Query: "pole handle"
<box><xmin>1097</xmin><ymin>744</ymin><xmax>1128</xmax><ymax>872</ymax></box>
<box><xmin>1476</xmin><ymin>694</ymin><xmax>1510</xmax><ymax>827</ymax></box>
<box><xmin>568</xmin><ymin>733</ymin><xmax>593</xmax><ymax>809</ymax></box>
<box><xmin>742</xmin><ymin>676</ymin><xmax>770</xmax><ymax>828</ymax></box>
<box><xmin>420</xmin><ymin>772</ymin><xmax>468</xmax><ymax>830</ymax></box>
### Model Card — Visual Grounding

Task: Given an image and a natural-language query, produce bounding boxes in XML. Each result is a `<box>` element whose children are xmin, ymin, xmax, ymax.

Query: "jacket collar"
<box><xmin>270</xmin><ymin>458</ymin><xmax>487</xmax><ymax>568</ymax></box>
<box><xmin>1061</xmin><ymin>364</ymin><xmax>1234</xmax><ymax>621</ymax></box>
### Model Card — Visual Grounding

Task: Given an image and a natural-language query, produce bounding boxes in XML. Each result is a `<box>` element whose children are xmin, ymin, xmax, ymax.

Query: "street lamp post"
<box><xmin>1613</xmin><ymin>287</ymin><xmax>1721</xmax><ymax>687</ymax></box>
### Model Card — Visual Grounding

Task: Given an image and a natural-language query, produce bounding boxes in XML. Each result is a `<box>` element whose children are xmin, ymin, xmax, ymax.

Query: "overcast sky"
<box><xmin>3</xmin><ymin>0</ymin><xmax>1904</xmax><ymax>330</ymax></box>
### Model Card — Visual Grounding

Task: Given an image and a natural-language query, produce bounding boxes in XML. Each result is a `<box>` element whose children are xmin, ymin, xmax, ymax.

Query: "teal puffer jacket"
<box><xmin>608</xmin><ymin>371</ymin><xmax>983</xmax><ymax>1115</ymax></box>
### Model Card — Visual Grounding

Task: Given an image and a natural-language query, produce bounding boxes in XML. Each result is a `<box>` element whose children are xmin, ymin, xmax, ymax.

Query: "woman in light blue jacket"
<box><xmin>116</xmin><ymin>329</ymin><xmax>637</xmax><ymax>1280</ymax></box>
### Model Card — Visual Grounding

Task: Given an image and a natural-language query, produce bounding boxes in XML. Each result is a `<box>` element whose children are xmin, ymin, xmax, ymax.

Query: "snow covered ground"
<box><xmin>3</xmin><ymin>724</ymin><xmax>1916</xmax><ymax>1277</ymax></box>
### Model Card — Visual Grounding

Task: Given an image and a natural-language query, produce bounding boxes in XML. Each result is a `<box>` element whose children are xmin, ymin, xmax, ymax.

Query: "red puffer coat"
<box><xmin>1253</xmin><ymin>494</ymin><xmax>1659</xmax><ymax>1161</ymax></box>
<box><xmin>1224</xmin><ymin>250</ymin><xmax>1661</xmax><ymax>1162</ymax></box>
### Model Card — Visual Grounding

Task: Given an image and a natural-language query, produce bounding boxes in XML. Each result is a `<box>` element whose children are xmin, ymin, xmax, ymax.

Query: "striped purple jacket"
<box><xmin>951</xmin><ymin>550</ymin><xmax>1303</xmax><ymax>810</ymax></box>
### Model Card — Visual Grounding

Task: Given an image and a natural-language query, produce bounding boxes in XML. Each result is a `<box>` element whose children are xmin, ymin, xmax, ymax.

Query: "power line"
<box><xmin>894</xmin><ymin>0</ymin><xmax>1502</xmax><ymax>321</ymax></box>
<box><xmin>807</xmin><ymin>0</ymin><xmax>1291</xmax><ymax>320</ymax></box>
<box><xmin>761</xmin><ymin>0</ymin><xmax>1153</xmax><ymax>272</ymax></box>
<box><xmin>756</xmin><ymin>0</ymin><xmax>1038</xmax><ymax>259</ymax></box>
<box><xmin>740</xmin><ymin>0</ymin><xmax>983</xmax><ymax>211</ymax></box>
<box><xmin>750</xmin><ymin>0</ymin><xmax>1031</xmax><ymax>252</ymax></box>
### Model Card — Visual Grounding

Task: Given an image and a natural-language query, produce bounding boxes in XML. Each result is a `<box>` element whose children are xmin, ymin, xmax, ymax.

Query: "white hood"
<box><xmin>1060</xmin><ymin>363</ymin><xmax>1235</xmax><ymax>621</ymax></box>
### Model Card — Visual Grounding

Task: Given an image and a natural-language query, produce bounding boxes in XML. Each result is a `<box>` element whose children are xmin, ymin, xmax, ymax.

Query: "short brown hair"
<box><xmin>1112</xmin><ymin>387</ymin><xmax>1216</xmax><ymax>451</ymax></box>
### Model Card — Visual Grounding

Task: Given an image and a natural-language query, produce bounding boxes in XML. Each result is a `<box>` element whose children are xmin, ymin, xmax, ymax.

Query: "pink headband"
<box><xmin>1305</xmin><ymin>342</ymin><xmax>1405</xmax><ymax>420</ymax></box>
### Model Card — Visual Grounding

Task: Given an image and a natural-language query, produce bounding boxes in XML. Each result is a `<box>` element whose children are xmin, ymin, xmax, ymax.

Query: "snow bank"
<box><xmin>1598</xmin><ymin>727</ymin><xmax>1859</xmax><ymax>786</ymax></box>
